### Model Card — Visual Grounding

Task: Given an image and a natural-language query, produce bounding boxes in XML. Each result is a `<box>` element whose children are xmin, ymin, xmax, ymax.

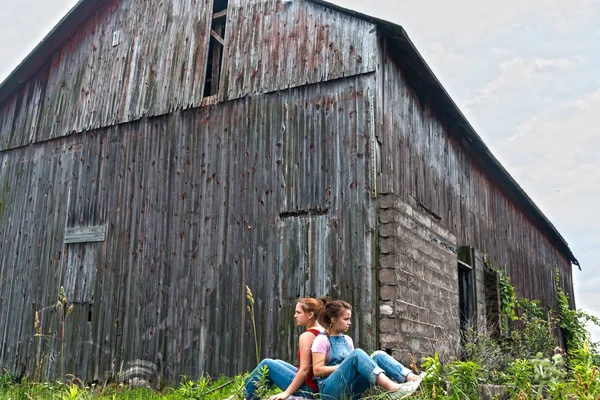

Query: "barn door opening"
<box><xmin>60</xmin><ymin>227</ymin><xmax>106</xmax><ymax>378</ymax></box>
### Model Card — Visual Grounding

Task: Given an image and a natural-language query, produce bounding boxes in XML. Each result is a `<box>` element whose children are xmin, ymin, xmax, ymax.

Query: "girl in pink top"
<box><xmin>312</xmin><ymin>300</ymin><xmax>420</xmax><ymax>400</ymax></box>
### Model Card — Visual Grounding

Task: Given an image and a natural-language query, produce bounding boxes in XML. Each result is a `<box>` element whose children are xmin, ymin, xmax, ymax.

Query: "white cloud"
<box><xmin>331</xmin><ymin>0</ymin><xmax>597</xmax><ymax>43</ymax></box>
<box><xmin>491</xmin><ymin>47</ymin><xmax>511</xmax><ymax>57</ymax></box>
<box><xmin>466</xmin><ymin>56</ymin><xmax>581</xmax><ymax>107</ymax></box>
<box><xmin>507</xmin><ymin>89</ymin><xmax>600</xmax><ymax>156</ymax></box>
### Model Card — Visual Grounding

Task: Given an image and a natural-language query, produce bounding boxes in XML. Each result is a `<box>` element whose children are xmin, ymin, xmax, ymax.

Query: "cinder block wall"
<box><xmin>377</xmin><ymin>193</ymin><xmax>464</xmax><ymax>364</ymax></box>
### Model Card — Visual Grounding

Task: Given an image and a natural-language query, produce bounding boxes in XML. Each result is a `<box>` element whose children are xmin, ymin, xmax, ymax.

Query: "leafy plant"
<box><xmin>555</xmin><ymin>269</ymin><xmax>600</xmax><ymax>355</ymax></box>
<box><xmin>462</xmin><ymin>328</ymin><xmax>509</xmax><ymax>381</ymax></box>
<box><xmin>62</xmin><ymin>384</ymin><xmax>83</xmax><ymax>400</ymax></box>
<box><xmin>497</xmin><ymin>268</ymin><xmax>517</xmax><ymax>332</ymax></box>
<box><xmin>529</xmin><ymin>352</ymin><xmax>567</xmax><ymax>399</ymax></box>
<box><xmin>253</xmin><ymin>363</ymin><xmax>271</xmax><ymax>400</ymax></box>
<box><xmin>503</xmin><ymin>359</ymin><xmax>534</xmax><ymax>399</ymax></box>
<box><xmin>173</xmin><ymin>376</ymin><xmax>209</xmax><ymax>399</ymax></box>
<box><xmin>568</xmin><ymin>343</ymin><xmax>600</xmax><ymax>399</ymax></box>
<box><xmin>0</xmin><ymin>370</ymin><xmax>18</xmax><ymax>390</ymax></box>
<box><xmin>419</xmin><ymin>353</ymin><xmax>445</xmax><ymax>398</ymax></box>
<box><xmin>445</xmin><ymin>360</ymin><xmax>481</xmax><ymax>399</ymax></box>
<box><xmin>510</xmin><ymin>298</ymin><xmax>556</xmax><ymax>360</ymax></box>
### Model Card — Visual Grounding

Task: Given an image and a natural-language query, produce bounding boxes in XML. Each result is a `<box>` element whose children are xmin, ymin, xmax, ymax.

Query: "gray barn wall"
<box><xmin>221</xmin><ymin>0</ymin><xmax>377</xmax><ymax>101</ymax></box>
<box><xmin>0</xmin><ymin>74</ymin><xmax>378</xmax><ymax>381</ymax></box>
<box><xmin>0</xmin><ymin>0</ymin><xmax>381</xmax><ymax>380</ymax></box>
<box><xmin>0</xmin><ymin>0</ymin><xmax>377</xmax><ymax>151</ymax></box>
<box><xmin>0</xmin><ymin>0</ymin><xmax>214</xmax><ymax>150</ymax></box>
<box><xmin>377</xmin><ymin>37</ymin><xmax>573</xmax><ymax>328</ymax></box>
<box><xmin>377</xmin><ymin>194</ymin><xmax>462</xmax><ymax>364</ymax></box>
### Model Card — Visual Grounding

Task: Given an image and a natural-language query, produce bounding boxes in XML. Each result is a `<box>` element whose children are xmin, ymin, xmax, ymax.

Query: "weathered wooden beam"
<box><xmin>64</xmin><ymin>226</ymin><xmax>106</xmax><ymax>244</ymax></box>
<box><xmin>212</xmin><ymin>9</ymin><xmax>227</xmax><ymax>19</ymax></box>
<box><xmin>211</xmin><ymin>29</ymin><xmax>225</xmax><ymax>46</ymax></box>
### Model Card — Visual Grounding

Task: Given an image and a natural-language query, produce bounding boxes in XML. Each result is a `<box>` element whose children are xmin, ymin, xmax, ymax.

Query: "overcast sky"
<box><xmin>1</xmin><ymin>0</ymin><xmax>599</xmax><ymax>340</ymax></box>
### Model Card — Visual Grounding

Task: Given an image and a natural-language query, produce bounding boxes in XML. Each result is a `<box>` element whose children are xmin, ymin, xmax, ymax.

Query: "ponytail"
<box><xmin>297</xmin><ymin>297</ymin><xmax>327</xmax><ymax>320</ymax></box>
<box><xmin>319</xmin><ymin>300</ymin><xmax>352</xmax><ymax>326</ymax></box>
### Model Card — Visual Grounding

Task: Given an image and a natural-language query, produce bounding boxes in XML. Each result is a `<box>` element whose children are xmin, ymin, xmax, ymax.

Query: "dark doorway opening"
<box><xmin>458</xmin><ymin>246</ymin><xmax>476</xmax><ymax>359</ymax></box>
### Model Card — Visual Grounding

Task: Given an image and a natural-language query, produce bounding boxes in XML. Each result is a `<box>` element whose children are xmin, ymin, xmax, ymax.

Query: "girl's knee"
<box><xmin>348</xmin><ymin>348</ymin><xmax>369</xmax><ymax>359</ymax></box>
<box><xmin>260</xmin><ymin>358</ymin><xmax>276</xmax><ymax>367</ymax></box>
<box><xmin>370</xmin><ymin>350</ymin><xmax>387</xmax><ymax>359</ymax></box>
<box><xmin>255</xmin><ymin>359</ymin><xmax>275</xmax><ymax>371</ymax></box>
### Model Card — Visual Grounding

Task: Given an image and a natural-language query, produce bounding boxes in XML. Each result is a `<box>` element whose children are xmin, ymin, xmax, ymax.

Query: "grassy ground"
<box><xmin>0</xmin><ymin>374</ymin><xmax>255</xmax><ymax>400</ymax></box>
<box><xmin>0</xmin><ymin>373</ymin><xmax>402</xmax><ymax>400</ymax></box>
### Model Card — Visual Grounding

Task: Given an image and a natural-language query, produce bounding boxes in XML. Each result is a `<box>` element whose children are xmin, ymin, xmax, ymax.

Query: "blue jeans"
<box><xmin>244</xmin><ymin>358</ymin><xmax>315</xmax><ymax>399</ymax></box>
<box><xmin>318</xmin><ymin>349</ymin><xmax>384</xmax><ymax>400</ymax></box>
<box><xmin>318</xmin><ymin>350</ymin><xmax>413</xmax><ymax>400</ymax></box>
<box><xmin>370</xmin><ymin>350</ymin><xmax>412</xmax><ymax>383</ymax></box>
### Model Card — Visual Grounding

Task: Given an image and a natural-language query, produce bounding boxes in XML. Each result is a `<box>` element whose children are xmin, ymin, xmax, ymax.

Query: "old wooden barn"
<box><xmin>0</xmin><ymin>0</ymin><xmax>578</xmax><ymax>383</ymax></box>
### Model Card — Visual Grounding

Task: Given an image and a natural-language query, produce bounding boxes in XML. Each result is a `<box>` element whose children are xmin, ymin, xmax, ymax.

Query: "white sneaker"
<box><xmin>389</xmin><ymin>379</ymin><xmax>422</xmax><ymax>399</ymax></box>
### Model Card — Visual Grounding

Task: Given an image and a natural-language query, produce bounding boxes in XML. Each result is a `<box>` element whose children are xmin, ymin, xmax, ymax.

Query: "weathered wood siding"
<box><xmin>0</xmin><ymin>0</ymin><xmax>213</xmax><ymax>151</ymax></box>
<box><xmin>221</xmin><ymin>0</ymin><xmax>377</xmax><ymax>101</ymax></box>
<box><xmin>378</xmin><ymin>38</ymin><xmax>574</xmax><ymax>310</ymax></box>
<box><xmin>0</xmin><ymin>74</ymin><xmax>377</xmax><ymax>380</ymax></box>
<box><xmin>0</xmin><ymin>0</ymin><xmax>377</xmax><ymax>153</ymax></box>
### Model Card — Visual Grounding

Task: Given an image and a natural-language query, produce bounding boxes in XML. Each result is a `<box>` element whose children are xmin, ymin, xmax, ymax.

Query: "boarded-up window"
<box><xmin>279</xmin><ymin>210</ymin><xmax>331</xmax><ymax>299</ymax></box>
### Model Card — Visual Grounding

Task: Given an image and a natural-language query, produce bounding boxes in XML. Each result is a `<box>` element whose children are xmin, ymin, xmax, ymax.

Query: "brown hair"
<box><xmin>297</xmin><ymin>297</ymin><xmax>326</xmax><ymax>319</ymax></box>
<box><xmin>319</xmin><ymin>300</ymin><xmax>352</xmax><ymax>326</ymax></box>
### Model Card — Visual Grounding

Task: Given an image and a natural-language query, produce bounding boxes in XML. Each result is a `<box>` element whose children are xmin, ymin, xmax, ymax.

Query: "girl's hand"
<box><xmin>268</xmin><ymin>392</ymin><xmax>291</xmax><ymax>400</ymax></box>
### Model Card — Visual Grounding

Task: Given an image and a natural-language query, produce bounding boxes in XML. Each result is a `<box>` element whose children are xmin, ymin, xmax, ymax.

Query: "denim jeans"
<box><xmin>318</xmin><ymin>349</ymin><xmax>384</xmax><ymax>400</ymax></box>
<box><xmin>370</xmin><ymin>350</ymin><xmax>412</xmax><ymax>383</ymax></box>
<box><xmin>244</xmin><ymin>358</ymin><xmax>315</xmax><ymax>399</ymax></box>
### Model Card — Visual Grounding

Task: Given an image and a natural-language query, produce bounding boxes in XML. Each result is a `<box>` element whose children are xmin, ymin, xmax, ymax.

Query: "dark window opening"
<box><xmin>203</xmin><ymin>0</ymin><xmax>229</xmax><ymax>98</ymax></box>
<box><xmin>458</xmin><ymin>266</ymin><xmax>475</xmax><ymax>330</ymax></box>
<box><xmin>458</xmin><ymin>246</ymin><xmax>476</xmax><ymax>358</ymax></box>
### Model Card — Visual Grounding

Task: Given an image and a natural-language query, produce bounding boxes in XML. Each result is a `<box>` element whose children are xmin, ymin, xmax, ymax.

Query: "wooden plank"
<box><xmin>212</xmin><ymin>9</ymin><xmax>227</xmax><ymax>19</ymax></box>
<box><xmin>211</xmin><ymin>29</ymin><xmax>225</xmax><ymax>46</ymax></box>
<box><xmin>64</xmin><ymin>226</ymin><xmax>106</xmax><ymax>244</ymax></box>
